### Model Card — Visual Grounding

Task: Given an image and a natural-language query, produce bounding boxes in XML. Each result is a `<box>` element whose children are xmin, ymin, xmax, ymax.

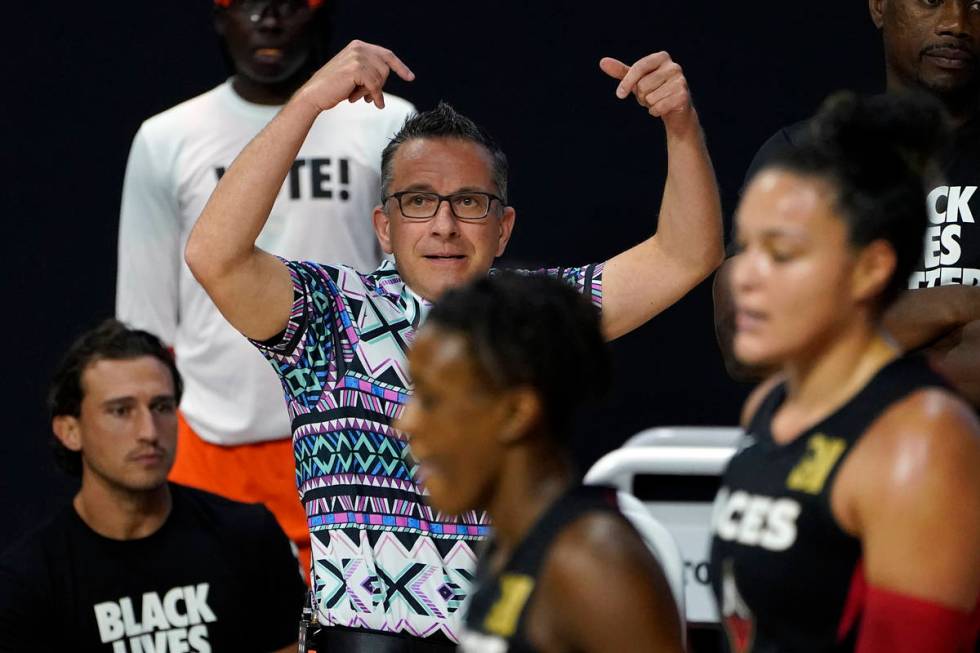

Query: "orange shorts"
<box><xmin>169</xmin><ymin>413</ymin><xmax>310</xmax><ymax>585</ymax></box>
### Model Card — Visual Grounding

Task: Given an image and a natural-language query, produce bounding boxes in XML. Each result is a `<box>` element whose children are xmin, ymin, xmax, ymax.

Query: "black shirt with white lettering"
<box><xmin>743</xmin><ymin>114</ymin><xmax>980</xmax><ymax>288</ymax></box>
<box><xmin>0</xmin><ymin>483</ymin><xmax>305</xmax><ymax>653</ymax></box>
<box><xmin>708</xmin><ymin>355</ymin><xmax>948</xmax><ymax>653</ymax></box>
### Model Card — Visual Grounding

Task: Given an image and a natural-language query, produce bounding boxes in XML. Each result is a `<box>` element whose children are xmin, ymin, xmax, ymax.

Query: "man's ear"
<box><xmin>852</xmin><ymin>239</ymin><xmax>897</xmax><ymax>304</ymax></box>
<box><xmin>497</xmin><ymin>386</ymin><xmax>542</xmax><ymax>445</ymax></box>
<box><xmin>869</xmin><ymin>0</ymin><xmax>886</xmax><ymax>29</ymax></box>
<box><xmin>52</xmin><ymin>415</ymin><xmax>82</xmax><ymax>453</ymax></box>
<box><xmin>495</xmin><ymin>206</ymin><xmax>517</xmax><ymax>258</ymax></box>
<box><xmin>373</xmin><ymin>205</ymin><xmax>394</xmax><ymax>255</ymax></box>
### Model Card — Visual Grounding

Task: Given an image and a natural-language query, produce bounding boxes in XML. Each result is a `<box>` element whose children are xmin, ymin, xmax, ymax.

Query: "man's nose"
<box><xmin>136</xmin><ymin>406</ymin><xmax>160</xmax><ymax>443</ymax></box>
<box><xmin>429</xmin><ymin>200</ymin><xmax>460</xmax><ymax>237</ymax></box>
<box><xmin>935</xmin><ymin>1</ymin><xmax>971</xmax><ymax>38</ymax></box>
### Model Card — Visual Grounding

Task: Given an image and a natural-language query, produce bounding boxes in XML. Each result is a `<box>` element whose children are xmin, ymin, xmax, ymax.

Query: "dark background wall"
<box><xmin>1</xmin><ymin>2</ymin><xmax>880</xmax><ymax>551</ymax></box>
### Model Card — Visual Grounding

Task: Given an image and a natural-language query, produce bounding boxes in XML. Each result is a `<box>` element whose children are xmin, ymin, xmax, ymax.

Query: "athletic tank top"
<box><xmin>709</xmin><ymin>355</ymin><xmax>948</xmax><ymax>653</ymax></box>
<box><xmin>458</xmin><ymin>485</ymin><xmax>629</xmax><ymax>653</ymax></box>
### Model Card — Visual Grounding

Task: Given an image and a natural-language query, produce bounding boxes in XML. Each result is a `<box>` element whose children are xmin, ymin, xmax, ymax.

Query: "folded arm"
<box><xmin>883</xmin><ymin>286</ymin><xmax>980</xmax><ymax>406</ymax></box>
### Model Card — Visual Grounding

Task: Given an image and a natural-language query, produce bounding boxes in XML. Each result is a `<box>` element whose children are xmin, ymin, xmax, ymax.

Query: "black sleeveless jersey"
<box><xmin>458</xmin><ymin>485</ymin><xmax>629</xmax><ymax>653</ymax></box>
<box><xmin>709</xmin><ymin>355</ymin><xmax>948</xmax><ymax>653</ymax></box>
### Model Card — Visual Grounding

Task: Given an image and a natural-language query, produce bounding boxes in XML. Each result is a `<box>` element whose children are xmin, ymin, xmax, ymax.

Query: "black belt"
<box><xmin>313</xmin><ymin>626</ymin><xmax>457</xmax><ymax>653</ymax></box>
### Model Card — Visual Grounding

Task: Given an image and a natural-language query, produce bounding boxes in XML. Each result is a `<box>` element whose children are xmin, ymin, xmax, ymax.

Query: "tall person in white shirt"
<box><xmin>116</xmin><ymin>0</ymin><xmax>414</xmax><ymax>578</ymax></box>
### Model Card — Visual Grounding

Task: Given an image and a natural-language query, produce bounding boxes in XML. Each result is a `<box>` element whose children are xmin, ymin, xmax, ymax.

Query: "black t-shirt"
<box><xmin>741</xmin><ymin>115</ymin><xmax>980</xmax><ymax>288</ymax></box>
<box><xmin>0</xmin><ymin>483</ymin><xmax>305</xmax><ymax>653</ymax></box>
<box><xmin>709</xmin><ymin>356</ymin><xmax>950</xmax><ymax>653</ymax></box>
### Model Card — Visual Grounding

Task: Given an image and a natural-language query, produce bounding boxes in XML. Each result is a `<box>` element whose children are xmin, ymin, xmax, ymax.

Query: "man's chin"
<box><xmin>917</xmin><ymin>71</ymin><xmax>980</xmax><ymax>100</ymax></box>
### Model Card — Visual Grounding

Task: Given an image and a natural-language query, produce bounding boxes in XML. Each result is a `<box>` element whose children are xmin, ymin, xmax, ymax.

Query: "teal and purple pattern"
<box><xmin>252</xmin><ymin>258</ymin><xmax>602</xmax><ymax>642</ymax></box>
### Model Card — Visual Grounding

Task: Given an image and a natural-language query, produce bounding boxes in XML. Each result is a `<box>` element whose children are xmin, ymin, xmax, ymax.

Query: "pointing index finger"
<box><xmin>381</xmin><ymin>49</ymin><xmax>416</xmax><ymax>82</ymax></box>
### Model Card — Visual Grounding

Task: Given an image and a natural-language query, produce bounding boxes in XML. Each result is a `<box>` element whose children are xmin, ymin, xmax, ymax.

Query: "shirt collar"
<box><xmin>375</xmin><ymin>259</ymin><xmax>432</xmax><ymax>328</ymax></box>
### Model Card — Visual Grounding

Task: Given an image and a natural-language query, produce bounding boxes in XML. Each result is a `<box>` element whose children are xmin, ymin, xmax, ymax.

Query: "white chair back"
<box><xmin>585</xmin><ymin>427</ymin><xmax>742</xmax><ymax>626</ymax></box>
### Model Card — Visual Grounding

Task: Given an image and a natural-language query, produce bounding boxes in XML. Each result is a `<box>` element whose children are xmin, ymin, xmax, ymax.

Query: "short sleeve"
<box><xmin>247</xmin><ymin>508</ymin><xmax>307</xmax><ymax>652</ymax></box>
<box><xmin>504</xmin><ymin>263</ymin><xmax>605</xmax><ymax>311</ymax></box>
<box><xmin>249</xmin><ymin>259</ymin><xmax>348</xmax><ymax>412</ymax></box>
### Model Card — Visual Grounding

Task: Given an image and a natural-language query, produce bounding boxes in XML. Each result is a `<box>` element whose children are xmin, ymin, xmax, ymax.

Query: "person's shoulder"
<box><xmin>170</xmin><ymin>484</ymin><xmax>279</xmax><ymax>537</ymax></box>
<box><xmin>136</xmin><ymin>83</ymin><xmax>227</xmax><ymax>141</ymax></box>
<box><xmin>850</xmin><ymin>387</ymin><xmax>980</xmax><ymax>505</ymax></box>
<box><xmin>743</xmin><ymin>119</ymin><xmax>811</xmax><ymax>187</ymax></box>
<box><xmin>865</xmin><ymin>387</ymin><xmax>979</xmax><ymax>455</ymax></box>
<box><xmin>545</xmin><ymin>509</ymin><xmax>653</xmax><ymax>582</ymax></box>
<box><xmin>754</xmin><ymin>119</ymin><xmax>810</xmax><ymax>154</ymax></box>
<box><xmin>536</xmin><ymin>508</ymin><xmax>676</xmax><ymax>631</ymax></box>
<box><xmin>0</xmin><ymin>504</ymin><xmax>76</xmax><ymax>579</ymax></box>
<box><xmin>288</xmin><ymin>258</ymin><xmax>380</xmax><ymax>292</ymax></box>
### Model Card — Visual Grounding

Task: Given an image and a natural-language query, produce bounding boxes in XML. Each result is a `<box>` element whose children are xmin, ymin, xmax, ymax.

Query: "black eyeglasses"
<box><xmin>384</xmin><ymin>191</ymin><xmax>503</xmax><ymax>221</ymax></box>
<box><xmin>231</xmin><ymin>0</ymin><xmax>309</xmax><ymax>22</ymax></box>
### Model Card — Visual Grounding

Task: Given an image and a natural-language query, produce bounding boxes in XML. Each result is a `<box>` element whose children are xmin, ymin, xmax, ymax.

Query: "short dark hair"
<box><xmin>754</xmin><ymin>91</ymin><xmax>950</xmax><ymax>307</ymax></box>
<box><xmin>47</xmin><ymin>319</ymin><xmax>183</xmax><ymax>476</ymax></box>
<box><xmin>426</xmin><ymin>274</ymin><xmax>610</xmax><ymax>440</ymax></box>
<box><xmin>380</xmin><ymin>101</ymin><xmax>509</xmax><ymax>203</ymax></box>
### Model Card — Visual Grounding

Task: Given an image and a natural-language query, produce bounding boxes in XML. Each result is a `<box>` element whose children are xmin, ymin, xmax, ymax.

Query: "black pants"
<box><xmin>313</xmin><ymin>627</ymin><xmax>457</xmax><ymax>653</ymax></box>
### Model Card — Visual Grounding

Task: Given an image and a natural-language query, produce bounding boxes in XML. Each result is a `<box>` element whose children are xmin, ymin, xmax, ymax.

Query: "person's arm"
<box><xmin>933</xmin><ymin>319</ymin><xmax>980</xmax><ymax>407</ymax></box>
<box><xmin>840</xmin><ymin>390</ymin><xmax>980</xmax><ymax>652</ymax></box>
<box><xmin>532</xmin><ymin>514</ymin><xmax>685</xmax><ymax>653</ymax></box>
<box><xmin>883</xmin><ymin>285</ymin><xmax>980</xmax><ymax>351</ymax></box>
<box><xmin>184</xmin><ymin>40</ymin><xmax>414</xmax><ymax>341</ymax></box>
<box><xmin>883</xmin><ymin>287</ymin><xmax>980</xmax><ymax>407</ymax></box>
<box><xmin>116</xmin><ymin>125</ymin><xmax>181</xmax><ymax>344</ymax></box>
<box><xmin>596</xmin><ymin>52</ymin><xmax>724</xmax><ymax>340</ymax></box>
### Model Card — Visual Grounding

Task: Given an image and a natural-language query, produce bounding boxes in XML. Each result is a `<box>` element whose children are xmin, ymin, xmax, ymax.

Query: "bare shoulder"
<box><xmin>863</xmin><ymin>388</ymin><xmax>980</xmax><ymax>466</ymax></box>
<box><xmin>546</xmin><ymin>511</ymin><xmax>654</xmax><ymax>575</ymax></box>
<box><xmin>740</xmin><ymin>373</ymin><xmax>785</xmax><ymax>428</ymax></box>
<box><xmin>534</xmin><ymin>511</ymin><xmax>683</xmax><ymax>652</ymax></box>
<box><xmin>845</xmin><ymin>387</ymin><xmax>980</xmax><ymax>513</ymax></box>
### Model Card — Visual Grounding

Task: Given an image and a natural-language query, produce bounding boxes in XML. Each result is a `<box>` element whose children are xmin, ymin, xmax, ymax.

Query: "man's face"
<box><xmin>54</xmin><ymin>357</ymin><xmax>178</xmax><ymax>493</ymax></box>
<box><xmin>373</xmin><ymin>138</ymin><xmax>516</xmax><ymax>301</ymax></box>
<box><xmin>873</xmin><ymin>0</ymin><xmax>980</xmax><ymax>96</ymax></box>
<box><xmin>215</xmin><ymin>0</ymin><xmax>318</xmax><ymax>85</ymax></box>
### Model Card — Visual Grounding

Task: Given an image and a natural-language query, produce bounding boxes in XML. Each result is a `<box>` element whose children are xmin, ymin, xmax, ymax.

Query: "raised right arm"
<box><xmin>184</xmin><ymin>40</ymin><xmax>414</xmax><ymax>341</ymax></box>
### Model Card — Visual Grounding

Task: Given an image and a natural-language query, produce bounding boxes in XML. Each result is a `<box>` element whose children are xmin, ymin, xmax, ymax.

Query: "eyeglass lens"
<box><xmin>399</xmin><ymin>193</ymin><xmax>493</xmax><ymax>220</ymax></box>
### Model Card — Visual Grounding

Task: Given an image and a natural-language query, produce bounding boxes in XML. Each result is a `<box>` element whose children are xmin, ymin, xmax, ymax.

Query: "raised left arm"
<box><xmin>597</xmin><ymin>52</ymin><xmax>724</xmax><ymax>340</ymax></box>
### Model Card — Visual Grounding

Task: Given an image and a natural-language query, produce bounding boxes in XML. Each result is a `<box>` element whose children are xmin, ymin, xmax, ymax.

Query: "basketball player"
<box><xmin>398</xmin><ymin>274</ymin><xmax>685</xmax><ymax>653</ymax></box>
<box><xmin>710</xmin><ymin>92</ymin><xmax>980</xmax><ymax>653</ymax></box>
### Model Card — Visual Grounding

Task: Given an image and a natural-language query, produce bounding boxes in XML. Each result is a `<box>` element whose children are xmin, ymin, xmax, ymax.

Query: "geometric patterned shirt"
<box><xmin>251</xmin><ymin>258</ymin><xmax>603</xmax><ymax>642</ymax></box>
